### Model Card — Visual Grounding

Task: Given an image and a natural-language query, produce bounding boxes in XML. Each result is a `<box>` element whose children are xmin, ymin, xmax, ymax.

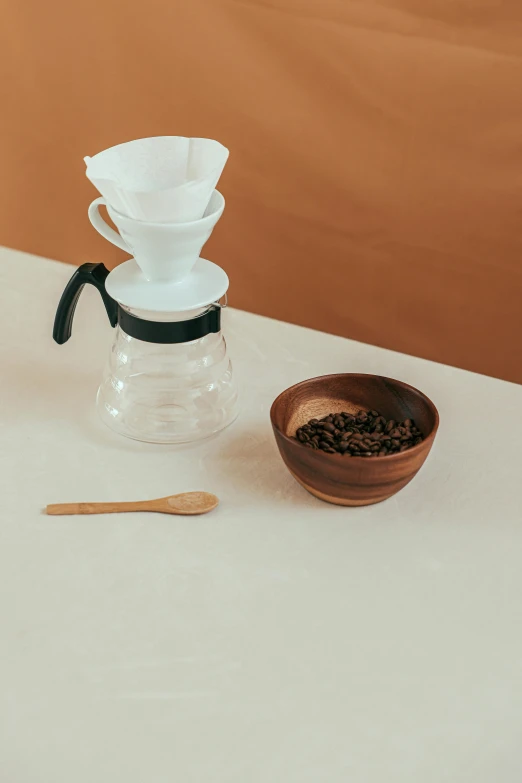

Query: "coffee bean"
<box><xmin>293</xmin><ymin>409</ymin><xmax>423</xmax><ymax>458</ymax></box>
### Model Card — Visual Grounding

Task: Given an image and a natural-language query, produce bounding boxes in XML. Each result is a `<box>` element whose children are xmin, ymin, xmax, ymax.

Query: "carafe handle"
<box><xmin>53</xmin><ymin>262</ymin><xmax>118</xmax><ymax>344</ymax></box>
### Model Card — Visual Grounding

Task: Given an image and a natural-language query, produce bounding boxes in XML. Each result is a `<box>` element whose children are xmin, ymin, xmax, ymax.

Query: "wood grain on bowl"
<box><xmin>270</xmin><ymin>374</ymin><xmax>439</xmax><ymax>506</ymax></box>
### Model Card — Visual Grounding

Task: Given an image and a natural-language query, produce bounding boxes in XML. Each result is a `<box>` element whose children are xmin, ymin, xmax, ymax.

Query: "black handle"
<box><xmin>53</xmin><ymin>262</ymin><xmax>118</xmax><ymax>345</ymax></box>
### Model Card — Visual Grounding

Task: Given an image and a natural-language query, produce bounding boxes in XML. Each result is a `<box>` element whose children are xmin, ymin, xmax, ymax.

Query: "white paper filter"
<box><xmin>85</xmin><ymin>137</ymin><xmax>229</xmax><ymax>223</ymax></box>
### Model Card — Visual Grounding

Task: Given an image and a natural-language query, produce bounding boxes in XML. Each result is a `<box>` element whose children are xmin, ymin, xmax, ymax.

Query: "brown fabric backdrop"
<box><xmin>1</xmin><ymin>0</ymin><xmax>521</xmax><ymax>382</ymax></box>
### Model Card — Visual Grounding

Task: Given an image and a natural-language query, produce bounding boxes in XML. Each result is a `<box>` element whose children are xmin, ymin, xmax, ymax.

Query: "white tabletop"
<box><xmin>1</xmin><ymin>246</ymin><xmax>521</xmax><ymax>782</ymax></box>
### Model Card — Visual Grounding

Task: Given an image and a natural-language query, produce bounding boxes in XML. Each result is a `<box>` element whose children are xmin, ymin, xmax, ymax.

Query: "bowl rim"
<box><xmin>270</xmin><ymin>372</ymin><xmax>440</xmax><ymax>461</ymax></box>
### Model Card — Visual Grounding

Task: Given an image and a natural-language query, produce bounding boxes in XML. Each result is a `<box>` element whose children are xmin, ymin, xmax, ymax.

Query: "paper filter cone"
<box><xmin>85</xmin><ymin>136</ymin><xmax>229</xmax><ymax>223</ymax></box>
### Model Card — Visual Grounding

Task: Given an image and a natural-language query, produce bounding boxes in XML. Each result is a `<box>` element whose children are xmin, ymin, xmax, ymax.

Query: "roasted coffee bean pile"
<box><xmin>295</xmin><ymin>410</ymin><xmax>424</xmax><ymax>457</ymax></box>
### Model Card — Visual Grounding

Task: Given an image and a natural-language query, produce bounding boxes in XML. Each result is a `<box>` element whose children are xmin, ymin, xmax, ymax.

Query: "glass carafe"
<box><xmin>53</xmin><ymin>263</ymin><xmax>238</xmax><ymax>444</ymax></box>
<box><xmin>97</xmin><ymin>308</ymin><xmax>238</xmax><ymax>443</ymax></box>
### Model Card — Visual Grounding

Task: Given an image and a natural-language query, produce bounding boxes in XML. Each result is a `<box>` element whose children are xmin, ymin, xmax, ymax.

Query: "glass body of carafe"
<box><xmin>97</xmin><ymin>306</ymin><xmax>238</xmax><ymax>443</ymax></box>
<box><xmin>53</xmin><ymin>263</ymin><xmax>238</xmax><ymax>444</ymax></box>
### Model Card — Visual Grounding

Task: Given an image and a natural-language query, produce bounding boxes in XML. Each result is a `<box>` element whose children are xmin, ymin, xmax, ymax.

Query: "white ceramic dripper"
<box><xmin>88</xmin><ymin>190</ymin><xmax>225</xmax><ymax>282</ymax></box>
<box><xmin>85</xmin><ymin>136</ymin><xmax>229</xmax><ymax>282</ymax></box>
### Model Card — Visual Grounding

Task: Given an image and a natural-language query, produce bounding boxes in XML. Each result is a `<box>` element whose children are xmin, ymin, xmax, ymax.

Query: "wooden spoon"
<box><xmin>46</xmin><ymin>492</ymin><xmax>219</xmax><ymax>517</ymax></box>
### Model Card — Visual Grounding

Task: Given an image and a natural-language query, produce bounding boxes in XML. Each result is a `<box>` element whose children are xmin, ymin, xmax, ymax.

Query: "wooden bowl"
<box><xmin>270</xmin><ymin>374</ymin><xmax>439</xmax><ymax>506</ymax></box>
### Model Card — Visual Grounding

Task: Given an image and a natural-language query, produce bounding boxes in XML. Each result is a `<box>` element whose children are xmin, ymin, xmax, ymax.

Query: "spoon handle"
<box><xmin>46</xmin><ymin>501</ymin><xmax>155</xmax><ymax>516</ymax></box>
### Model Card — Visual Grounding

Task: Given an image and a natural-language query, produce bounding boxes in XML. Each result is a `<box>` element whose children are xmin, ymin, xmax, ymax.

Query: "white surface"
<box><xmin>106</xmin><ymin>257</ymin><xmax>229</xmax><ymax>314</ymax></box>
<box><xmin>1</xmin><ymin>246</ymin><xmax>522</xmax><ymax>783</ymax></box>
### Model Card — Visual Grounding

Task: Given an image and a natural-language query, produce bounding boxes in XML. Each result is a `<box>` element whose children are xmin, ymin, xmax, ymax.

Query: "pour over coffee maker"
<box><xmin>53</xmin><ymin>137</ymin><xmax>238</xmax><ymax>443</ymax></box>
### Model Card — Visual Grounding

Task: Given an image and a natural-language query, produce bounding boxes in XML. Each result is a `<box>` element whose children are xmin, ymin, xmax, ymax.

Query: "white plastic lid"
<box><xmin>105</xmin><ymin>257</ymin><xmax>229</xmax><ymax>313</ymax></box>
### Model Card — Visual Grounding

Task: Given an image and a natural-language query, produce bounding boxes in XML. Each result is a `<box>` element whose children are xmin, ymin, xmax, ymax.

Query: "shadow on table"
<box><xmin>81</xmin><ymin>411</ymin><xmax>319</xmax><ymax>506</ymax></box>
<box><xmin>209</xmin><ymin>427</ymin><xmax>319</xmax><ymax>508</ymax></box>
